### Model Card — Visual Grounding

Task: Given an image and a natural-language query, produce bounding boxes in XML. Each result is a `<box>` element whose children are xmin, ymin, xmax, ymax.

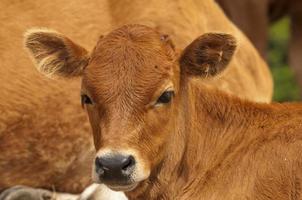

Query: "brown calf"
<box><xmin>1</xmin><ymin>0</ymin><xmax>272</xmax><ymax>197</ymax></box>
<box><xmin>25</xmin><ymin>24</ymin><xmax>302</xmax><ymax>200</ymax></box>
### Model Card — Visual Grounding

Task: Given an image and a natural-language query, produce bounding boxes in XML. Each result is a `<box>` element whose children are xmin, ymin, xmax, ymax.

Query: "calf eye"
<box><xmin>156</xmin><ymin>91</ymin><xmax>174</xmax><ymax>105</ymax></box>
<box><xmin>81</xmin><ymin>94</ymin><xmax>92</xmax><ymax>106</ymax></box>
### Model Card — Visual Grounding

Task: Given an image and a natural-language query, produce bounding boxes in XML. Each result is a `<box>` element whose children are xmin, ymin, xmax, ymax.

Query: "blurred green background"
<box><xmin>268</xmin><ymin>17</ymin><xmax>300</xmax><ymax>102</ymax></box>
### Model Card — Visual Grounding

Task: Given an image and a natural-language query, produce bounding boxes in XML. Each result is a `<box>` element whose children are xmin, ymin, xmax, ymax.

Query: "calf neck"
<box><xmin>126</xmin><ymin>80</ymin><xmax>302</xmax><ymax>199</ymax></box>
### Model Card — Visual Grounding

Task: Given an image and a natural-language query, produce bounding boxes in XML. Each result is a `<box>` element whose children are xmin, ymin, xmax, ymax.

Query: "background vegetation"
<box><xmin>268</xmin><ymin>17</ymin><xmax>300</xmax><ymax>102</ymax></box>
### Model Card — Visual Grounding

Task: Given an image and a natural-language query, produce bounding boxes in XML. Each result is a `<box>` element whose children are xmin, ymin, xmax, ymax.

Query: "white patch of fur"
<box><xmin>78</xmin><ymin>184</ymin><xmax>128</xmax><ymax>200</ymax></box>
<box><xmin>77</xmin><ymin>184</ymin><xmax>99</xmax><ymax>200</ymax></box>
<box><xmin>54</xmin><ymin>192</ymin><xmax>79</xmax><ymax>200</ymax></box>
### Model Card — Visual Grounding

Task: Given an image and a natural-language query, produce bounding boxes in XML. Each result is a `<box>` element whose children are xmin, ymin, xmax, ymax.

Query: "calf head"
<box><xmin>25</xmin><ymin>24</ymin><xmax>236</xmax><ymax>192</ymax></box>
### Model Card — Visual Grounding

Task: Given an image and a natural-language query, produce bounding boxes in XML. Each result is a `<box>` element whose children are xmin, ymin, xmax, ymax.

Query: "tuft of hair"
<box><xmin>24</xmin><ymin>28</ymin><xmax>89</xmax><ymax>78</ymax></box>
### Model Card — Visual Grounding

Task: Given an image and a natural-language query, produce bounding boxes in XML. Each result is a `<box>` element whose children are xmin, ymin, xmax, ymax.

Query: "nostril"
<box><xmin>95</xmin><ymin>157</ymin><xmax>102</xmax><ymax>168</ymax></box>
<box><xmin>95</xmin><ymin>157</ymin><xmax>104</xmax><ymax>175</ymax></box>
<box><xmin>122</xmin><ymin>155</ymin><xmax>135</xmax><ymax>170</ymax></box>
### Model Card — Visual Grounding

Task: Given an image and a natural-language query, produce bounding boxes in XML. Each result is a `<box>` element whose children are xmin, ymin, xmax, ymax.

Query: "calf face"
<box><xmin>25</xmin><ymin>24</ymin><xmax>236</xmax><ymax>192</ymax></box>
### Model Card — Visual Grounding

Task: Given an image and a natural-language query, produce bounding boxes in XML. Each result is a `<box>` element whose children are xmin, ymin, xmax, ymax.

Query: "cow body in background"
<box><xmin>216</xmin><ymin>0</ymin><xmax>302</xmax><ymax>96</ymax></box>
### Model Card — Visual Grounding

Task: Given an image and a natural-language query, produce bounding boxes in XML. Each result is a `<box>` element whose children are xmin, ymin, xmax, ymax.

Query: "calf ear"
<box><xmin>180</xmin><ymin>33</ymin><xmax>236</xmax><ymax>77</ymax></box>
<box><xmin>24</xmin><ymin>29</ymin><xmax>89</xmax><ymax>78</ymax></box>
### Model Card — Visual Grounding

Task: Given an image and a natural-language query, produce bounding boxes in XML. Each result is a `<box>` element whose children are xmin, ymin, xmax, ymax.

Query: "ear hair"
<box><xmin>24</xmin><ymin>28</ymin><xmax>89</xmax><ymax>78</ymax></box>
<box><xmin>180</xmin><ymin>33</ymin><xmax>237</xmax><ymax>77</ymax></box>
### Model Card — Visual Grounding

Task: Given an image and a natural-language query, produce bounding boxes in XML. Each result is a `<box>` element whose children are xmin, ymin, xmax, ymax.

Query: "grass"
<box><xmin>268</xmin><ymin>17</ymin><xmax>301</xmax><ymax>102</ymax></box>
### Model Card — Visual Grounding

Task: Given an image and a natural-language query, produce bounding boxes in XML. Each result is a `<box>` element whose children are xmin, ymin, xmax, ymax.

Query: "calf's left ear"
<box><xmin>24</xmin><ymin>28</ymin><xmax>89</xmax><ymax>78</ymax></box>
<box><xmin>180</xmin><ymin>33</ymin><xmax>237</xmax><ymax>77</ymax></box>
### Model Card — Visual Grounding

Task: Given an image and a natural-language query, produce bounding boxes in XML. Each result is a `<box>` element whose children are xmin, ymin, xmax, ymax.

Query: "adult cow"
<box><xmin>25</xmin><ymin>24</ymin><xmax>302</xmax><ymax>200</ymax></box>
<box><xmin>0</xmin><ymin>0</ymin><xmax>272</xmax><ymax>199</ymax></box>
<box><xmin>216</xmin><ymin>0</ymin><xmax>302</xmax><ymax>96</ymax></box>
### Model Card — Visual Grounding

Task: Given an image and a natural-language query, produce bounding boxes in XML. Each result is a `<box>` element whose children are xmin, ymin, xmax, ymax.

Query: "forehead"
<box><xmin>83</xmin><ymin>25</ymin><xmax>175</xmax><ymax>103</ymax></box>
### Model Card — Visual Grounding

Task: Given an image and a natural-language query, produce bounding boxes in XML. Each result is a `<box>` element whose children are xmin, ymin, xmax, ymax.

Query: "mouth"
<box><xmin>106</xmin><ymin>182</ymin><xmax>139</xmax><ymax>192</ymax></box>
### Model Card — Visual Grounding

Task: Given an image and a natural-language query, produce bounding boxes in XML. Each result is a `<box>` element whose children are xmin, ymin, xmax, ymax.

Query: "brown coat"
<box><xmin>1</xmin><ymin>0</ymin><xmax>272</xmax><ymax>193</ymax></box>
<box><xmin>25</xmin><ymin>23</ymin><xmax>302</xmax><ymax>200</ymax></box>
<box><xmin>130</xmin><ymin>82</ymin><xmax>302</xmax><ymax>199</ymax></box>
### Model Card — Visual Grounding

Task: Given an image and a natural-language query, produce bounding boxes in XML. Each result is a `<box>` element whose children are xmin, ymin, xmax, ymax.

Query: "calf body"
<box><xmin>25</xmin><ymin>24</ymin><xmax>301</xmax><ymax>199</ymax></box>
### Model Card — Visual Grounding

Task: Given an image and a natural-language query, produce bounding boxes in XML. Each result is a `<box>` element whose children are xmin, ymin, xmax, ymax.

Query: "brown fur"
<box><xmin>89</xmin><ymin>27</ymin><xmax>302</xmax><ymax>199</ymax></box>
<box><xmin>27</xmin><ymin>24</ymin><xmax>302</xmax><ymax>199</ymax></box>
<box><xmin>135</xmin><ymin>85</ymin><xmax>302</xmax><ymax>200</ymax></box>
<box><xmin>83</xmin><ymin>25</ymin><xmax>302</xmax><ymax>200</ymax></box>
<box><xmin>2</xmin><ymin>0</ymin><xmax>271</xmax><ymax>194</ymax></box>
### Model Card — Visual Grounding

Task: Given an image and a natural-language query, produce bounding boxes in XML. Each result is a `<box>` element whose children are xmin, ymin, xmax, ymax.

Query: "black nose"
<box><xmin>95</xmin><ymin>154</ymin><xmax>135</xmax><ymax>183</ymax></box>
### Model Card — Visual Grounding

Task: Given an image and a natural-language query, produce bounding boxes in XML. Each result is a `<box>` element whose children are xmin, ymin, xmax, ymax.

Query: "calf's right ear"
<box><xmin>24</xmin><ymin>28</ymin><xmax>89</xmax><ymax>78</ymax></box>
<box><xmin>180</xmin><ymin>33</ymin><xmax>237</xmax><ymax>78</ymax></box>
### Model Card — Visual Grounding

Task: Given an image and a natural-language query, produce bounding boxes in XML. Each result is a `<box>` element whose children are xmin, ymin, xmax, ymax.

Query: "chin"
<box><xmin>106</xmin><ymin>182</ymin><xmax>139</xmax><ymax>192</ymax></box>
